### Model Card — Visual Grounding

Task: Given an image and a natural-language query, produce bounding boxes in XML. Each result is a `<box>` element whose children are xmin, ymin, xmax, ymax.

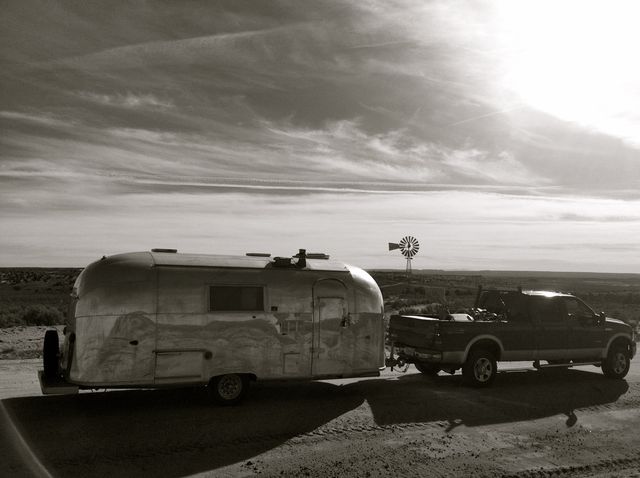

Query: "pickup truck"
<box><xmin>388</xmin><ymin>288</ymin><xmax>636</xmax><ymax>387</ymax></box>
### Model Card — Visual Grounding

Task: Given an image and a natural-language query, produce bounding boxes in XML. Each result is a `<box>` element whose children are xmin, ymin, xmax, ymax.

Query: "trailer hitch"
<box><xmin>386</xmin><ymin>343</ymin><xmax>410</xmax><ymax>372</ymax></box>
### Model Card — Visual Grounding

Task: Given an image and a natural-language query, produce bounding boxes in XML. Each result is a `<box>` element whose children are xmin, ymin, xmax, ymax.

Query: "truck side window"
<box><xmin>503</xmin><ymin>293</ymin><xmax>528</xmax><ymax>322</ymax></box>
<box><xmin>563</xmin><ymin>297</ymin><xmax>594</xmax><ymax>319</ymax></box>
<box><xmin>209</xmin><ymin>286</ymin><xmax>264</xmax><ymax>311</ymax></box>
<box><xmin>529</xmin><ymin>297</ymin><xmax>562</xmax><ymax>323</ymax></box>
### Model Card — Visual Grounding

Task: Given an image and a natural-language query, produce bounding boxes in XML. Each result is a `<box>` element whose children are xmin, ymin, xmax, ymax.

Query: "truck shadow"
<box><xmin>2</xmin><ymin>368</ymin><xmax>628</xmax><ymax>477</ymax></box>
<box><xmin>363</xmin><ymin>367</ymin><xmax>629</xmax><ymax>430</ymax></box>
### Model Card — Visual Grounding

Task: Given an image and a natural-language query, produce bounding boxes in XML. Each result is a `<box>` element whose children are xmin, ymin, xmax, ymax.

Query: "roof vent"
<box><xmin>270</xmin><ymin>249</ymin><xmax>309</xmax><ymax>269</ymax></box>
<box><xmin>306</xmin><ymin>253</ymin><xmax>330</xmax><ymax>260</ymax></box>
<box><xmin>151</xmin><ymin>248</ymin><xmax>177</xmax><ymax>253</ymax></box>
<box><xmin>246</xmin><ymin>253</ymin><xmax>271</xmax><ymax>257</ymax></box>
<box><xmin>294</xmin><ymin>249</ymin><xmax>306</xmax><ymax>268</ymax></box>
<box><xmin>272</xmin><ymin>257</ymin><xmax>292</xmax><ymax>267</ymax></box>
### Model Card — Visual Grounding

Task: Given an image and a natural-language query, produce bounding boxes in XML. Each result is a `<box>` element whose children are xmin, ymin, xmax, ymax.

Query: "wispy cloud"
<box><xmin>0</xmin><ymin>110</ymin><xmax>77</xmax><ymax>128</ymax></box>
<box><xmin>77</xmin><ymin>92</ymin><xmax>174</xmax><ymax>109</ymax></box>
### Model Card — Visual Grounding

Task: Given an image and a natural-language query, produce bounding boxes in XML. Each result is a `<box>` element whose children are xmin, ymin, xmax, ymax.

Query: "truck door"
<box><xmin>561</xmin><ymin>296</ymin><xmax>604</xmax><ymax>361</ymax></box>
<box><xmin>313</xmin><ymin>279</ymin><xmax>349</xmax><ymax>376</ymax></box>
<box><xmin>529</xmin><ymin>296</ymin><xmax>567</xmax><ymax>361</ymax></box>
<box><xmin>493</xmin><ymin>292</ymin><xmax>536</xmax><ymax>359</ymax></box>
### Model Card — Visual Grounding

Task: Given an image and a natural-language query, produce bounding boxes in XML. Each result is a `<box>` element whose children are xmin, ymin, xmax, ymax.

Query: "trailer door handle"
<box><xmin>129</xmin><ymin>340</ymin><xmax>139</xmax><ymax>346</ymax></box>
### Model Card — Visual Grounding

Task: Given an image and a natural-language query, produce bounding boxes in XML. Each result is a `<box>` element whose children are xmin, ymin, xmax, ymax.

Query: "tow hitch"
<box><xmin>386</xmin><ymin>344</ymin><xmax>410</xmax><ymax>372</ymax></box>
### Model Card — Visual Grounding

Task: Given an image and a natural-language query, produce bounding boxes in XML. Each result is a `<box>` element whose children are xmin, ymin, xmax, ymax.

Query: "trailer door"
<box><xmin>313</xmin><ymin>279</ymin><xmax>349</xmax><ymax>376</ymax></box>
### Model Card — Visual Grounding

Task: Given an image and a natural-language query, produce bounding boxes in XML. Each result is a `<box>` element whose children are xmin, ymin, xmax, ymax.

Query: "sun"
<box><xmin>494</xmin><ymin>0</ymin><xmax>640</xmax><ymax>143</ymax></box>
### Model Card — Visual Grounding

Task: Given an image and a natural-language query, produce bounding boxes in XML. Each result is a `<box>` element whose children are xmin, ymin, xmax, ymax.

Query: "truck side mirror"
<box><xmin>597</xmin><ymin>312</ymin><xmax>606</xmax><ymax>326</ymax></box>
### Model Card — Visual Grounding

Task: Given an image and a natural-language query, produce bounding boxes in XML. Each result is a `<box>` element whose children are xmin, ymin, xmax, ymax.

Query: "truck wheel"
<box><xmin>43</xmin><ymin>329</ymin><xmax>59</xmax><ymax>379</ymax></box>
<box><xmin>602</xmin><ymin>345</ymin><xmax>630</xmax><ymax>379</ymax></box>
<box><xmin>463</xmin><ymin>349</ymin><xmax>497</xmax><ymax>387</ymax></box>
<box><xmin>208</xmin><ymin>374</ymin><xmax>249</xmax><ymax>405</ymax></box>
<box><xmin>415</xmin><ymin>362</ymin><xmax>440</xmax><ymax>377</ymax></box>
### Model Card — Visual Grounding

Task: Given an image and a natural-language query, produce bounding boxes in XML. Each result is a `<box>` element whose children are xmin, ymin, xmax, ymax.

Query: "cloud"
<box><xmin>2</xmin><ymin>108</ymin><xmax>546</xmax><ymax>193</ymax></box>
<box><xmin>77</xmin><ymin>92</ymin><xmax>174</xmax><ymax>109</ymax></box>
<box><xmin>441</xmin><ymin>150</ymin><xmax>545</xmax><ymax>185</ymax></box>
<box><xmin>3</xmin><ymin>187</ymin><xmax>640</xmax><ymax>272</ymax></box>
<box><xmin>1</xmin><ymin>1</ymin><xmax>640</xmax><ymax>271</ymax></box>
<box><xmin>0</xmin><ymin>110</ymin><xmax>77</xmax><ymax>128</ymax></box>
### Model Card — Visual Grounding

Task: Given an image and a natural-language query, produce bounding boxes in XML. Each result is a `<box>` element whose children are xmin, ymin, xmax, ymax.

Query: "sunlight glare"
<box><xmin>496</xmin><ymin>0</ymin><xmax>640</xmax><ymax>145</ymax></box>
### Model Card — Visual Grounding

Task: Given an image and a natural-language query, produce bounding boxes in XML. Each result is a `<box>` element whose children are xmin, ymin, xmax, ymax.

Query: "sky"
<box><xmin>2</xmin><ymin>0</ymin><xmax>640</xmax><ymax>272</ymax></box>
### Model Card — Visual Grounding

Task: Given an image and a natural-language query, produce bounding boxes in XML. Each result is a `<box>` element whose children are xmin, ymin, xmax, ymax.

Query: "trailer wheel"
<box><xmin>43</xmin><ymin>329</ymin><xmax>59</xmax><ymax>379</ymax></box>
<box><xmin>208</xmin><ymin>374</ymin><xmax>249</xmax><ymax>405</ymax></box>
<box><xmin>462</xmin><ymin>349</ymin><xmax>496</xmax><ymax>387</ymax></box>
<box><xmin>602</xmin><ymin>345</ymin><xmax>630</xmax><ymax>379</ymax></box>
<box><xmin>414</xmin><ymin>362</ymin><xmax>440</xmax><ymax>377</ymax></box>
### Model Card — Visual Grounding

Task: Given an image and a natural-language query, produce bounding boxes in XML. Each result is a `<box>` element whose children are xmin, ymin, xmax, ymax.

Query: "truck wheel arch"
<box><xmin>602</xmin><ymin>334</ymin><xmax>634</xmax><ymax>359</ymax></box>
<box><xmin>463</xmin><ymin>336</ymin><xmax>503</xmax><ymax>363</ymax></box>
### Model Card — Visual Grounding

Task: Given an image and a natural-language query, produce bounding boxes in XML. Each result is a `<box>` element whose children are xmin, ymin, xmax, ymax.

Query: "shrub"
<box><xmin>21</xmin><ymin>305</ymin><xmax>64</xmax><ymax>326</ymax></box>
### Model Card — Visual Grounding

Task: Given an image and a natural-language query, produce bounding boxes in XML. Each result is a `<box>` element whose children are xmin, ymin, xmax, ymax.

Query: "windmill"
<box><xmin>388</xmin><ymin>236</ymin><xmax>420</xmax><ymax>277</ymax></box>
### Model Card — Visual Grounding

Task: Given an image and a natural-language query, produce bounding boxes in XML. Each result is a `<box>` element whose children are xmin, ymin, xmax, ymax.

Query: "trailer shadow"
<box><xmin>1</xmin><ymin>368</ymin><xmax>629</xmax><ymax>477</ymax></box>
<box><xmin>2</xmin><ymin>383</ymin><xmax>365</xmax><ymax>478</ymax></box>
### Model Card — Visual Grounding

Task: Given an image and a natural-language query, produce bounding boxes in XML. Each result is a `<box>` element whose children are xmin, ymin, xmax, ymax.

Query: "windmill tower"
<box><xmin>388</xmin><ymin>236</ymin><xmax>420</xmax><ymax>277</ymax></box>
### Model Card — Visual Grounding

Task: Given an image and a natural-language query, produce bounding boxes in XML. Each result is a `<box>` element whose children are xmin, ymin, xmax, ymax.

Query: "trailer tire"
<box><xmin>602</xmin><ymin>344</ymin><xmax>630</xmax><ymax>379</ymax></box>
<box><xmin>414</xmin><ymin>362</ymin><xmax>440</xmax><ymax>377</ymax></box>
<box><xmin>43</xmin><ymin>329</ymin><xmax>59</xmax><ymax>379</ymax></box>
<box><xmin>208</xmin><ymin>374</ymin><xmax>249</xmax><ymax>405</ymax></box>
<box><xmin>462</xmin><ymin>348</ymin><xmax>497</xmax><ymax>387</ymax></box>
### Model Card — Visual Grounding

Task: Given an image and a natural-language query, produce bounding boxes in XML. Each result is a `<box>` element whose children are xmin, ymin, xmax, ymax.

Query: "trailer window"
<box><xmin>209</xmin><ymin>286</ymin><xmax>264</xmax><ymax>311</ymax></box>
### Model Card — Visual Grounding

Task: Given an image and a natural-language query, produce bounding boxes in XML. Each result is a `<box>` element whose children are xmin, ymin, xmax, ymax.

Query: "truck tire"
<box><xmin>602</xmin><ymin>345</ymin><xmax>630</xmax><ymax>379</ymax></box>
<box><xmin>208</xmin><ymin>374</ymin><xmax>249</xmax><ymax>405</ymax></box>
<box><xmin>43</xmin><ymin>329</ymin><xmax>59</xmax><ymax>379</ymax></box>
<box><xmin>414</xmin><ymin>362</ymin><xmax>440</xmax><ymax>377</ymax></box>
<box><xmin>462</xmin><ymin>349</ymin><xmax>497</xmax><ymax>387</ymax></box>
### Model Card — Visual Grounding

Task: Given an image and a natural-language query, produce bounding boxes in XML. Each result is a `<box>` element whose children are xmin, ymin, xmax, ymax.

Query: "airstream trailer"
<box><xmin>40</xmin><ymin>249</ymin><xmax>385</xmax><ymax>404</ymax></box>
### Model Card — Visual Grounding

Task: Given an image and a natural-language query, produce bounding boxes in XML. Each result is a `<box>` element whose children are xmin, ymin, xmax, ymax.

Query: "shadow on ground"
<box><xmin>2</xmin><ymin>382</ymin><xmax>364</xmax><ymax>477</ymax></box>
<box><xmin>364</xmin><ymin>367</ymin><xmax>629</xmax><ymax>429</ymax></box>
<box><xmin>1</xmin><ymin>368</ymin><xmax>628</xmax><ymax>477</ymax></box>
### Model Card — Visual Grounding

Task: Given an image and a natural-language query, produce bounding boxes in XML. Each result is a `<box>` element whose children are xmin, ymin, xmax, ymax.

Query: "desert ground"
<box><xmin>1</xmin><ymin>268</ymin><xmax>639</xmax><ymax>477</ymax></box>
<box><xmin>1</xmin><ymin>356</ymin><xmax>640</xmax><ymax>477</ymax></box>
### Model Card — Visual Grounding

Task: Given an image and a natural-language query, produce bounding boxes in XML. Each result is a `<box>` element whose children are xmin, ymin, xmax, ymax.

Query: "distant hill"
<box><xmin>370</xmin><ymin>269</ymin><xmax>640</xmax><ymax>280</ymax></box>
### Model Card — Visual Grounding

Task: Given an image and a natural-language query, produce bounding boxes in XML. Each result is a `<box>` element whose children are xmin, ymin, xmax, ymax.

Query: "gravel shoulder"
<box><xmin>0</xmin><ymin>326</ymin><xmax>64</xmax><ymax>360</ymax></box>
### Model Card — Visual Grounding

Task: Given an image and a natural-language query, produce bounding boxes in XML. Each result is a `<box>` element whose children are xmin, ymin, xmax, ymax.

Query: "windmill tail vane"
<box><xmin>388</xmin><ymin>242</ymin><xmax>400</xmax><ymax>251</ymax></box>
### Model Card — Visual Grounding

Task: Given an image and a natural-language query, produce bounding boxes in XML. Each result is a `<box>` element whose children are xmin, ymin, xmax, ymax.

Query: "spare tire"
<box><xmin>43</xmin><ymin>329</ymin><xmax>59</xmax><ymax>378</ymax></box>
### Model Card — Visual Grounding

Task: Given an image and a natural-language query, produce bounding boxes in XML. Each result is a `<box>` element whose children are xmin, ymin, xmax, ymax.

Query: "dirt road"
<box><xmin>1</xmin><ymin>357</ymin><xmax>640</xmax><ymax>478</ymax></box>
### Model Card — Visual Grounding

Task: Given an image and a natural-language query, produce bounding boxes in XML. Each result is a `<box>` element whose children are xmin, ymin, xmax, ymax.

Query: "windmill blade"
<box><xmin>388</xmin><ymin>243</ymin><xmax>400</xmax><ymax>251</ymax></box>
<box><xmin>398</xmin><ymin>236</ymin><xmax>420</xmax><ymax>258</ymax></box>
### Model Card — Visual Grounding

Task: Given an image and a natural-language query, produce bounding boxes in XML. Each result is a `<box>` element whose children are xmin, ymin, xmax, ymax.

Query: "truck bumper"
<box><xmin>396</xmin><ymin>346</ymin><xmax>464</xmax><ymax>364</ymax></box>
<box><xmin>38</xmin><ymin>370</ymin><xmax>79</xmax><ymax>395</ymax></box>
<box><xmin>396</xmin><ymin>346</ymin><xmax>442</xmax><ymax>362</ymax></box>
